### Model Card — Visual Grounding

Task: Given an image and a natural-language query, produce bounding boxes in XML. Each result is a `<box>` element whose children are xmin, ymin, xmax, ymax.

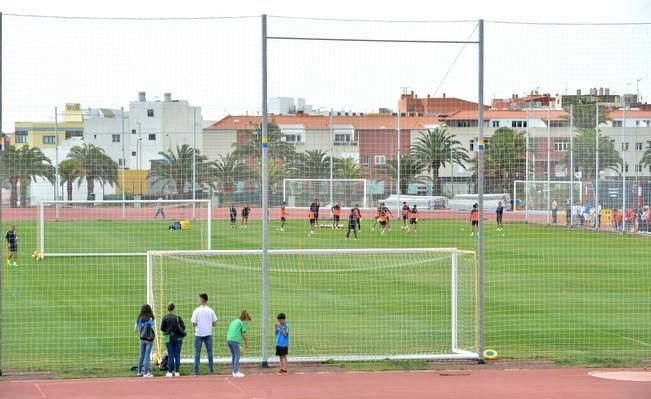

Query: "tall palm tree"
<box><xmin>0</xmin><ymin>145</ymin><xmax>55</xmax><ymax>207</ymax></box>
<box><xmin>233</xmin><ymin>124</ymin><xmax>297</xmax><ymax>162</ymax></box>
<box><xmin>212</xmin><ymin>152</ymin><xmax>252</xmax><ymax>203</ymax></box>
<box><xmin>148</xmin><ymin>144</ymin><xmax>212</xmax><ymax>196</ymax></box>
<box><xmin>289</xmin><ymin>149</ymin><xmax>331</xmax><ymax>178</ymax></box>
<box><xmin>376</xmin><ymin>154</ymin><xmax>429</xmax><ymax>195</ymax></box>
<box><xmin>560</xmin><ymin>129</ymin><xmax>622</xmax><ymax>181</ymax></box>
<box><xmin>482</xmin><ymin>127</ymin><xmax>526</xmax><ymax>194</ymax></box>
<box><xmin>411</xmin><ymin>127</ymin><xmax>470</xmax><ymax>195</ymax></box>
<box><xmin>335</xmin><ymin>157</ymin><xmax>364</xmax><ymax>179</ymax></box>
<box><xmin>67</xmin><ymin>143</ymin><xmax>118</xmax><ymax>200</ymax></box>
<box><xmin>641</xmin><ymin>144</ymin><xmax>651</xmax><ymax>170</ymax></box>
<box><xmin>57</xmin><ymin>159</ymin><xmax>84</xmax><ymax>201</ymax></box>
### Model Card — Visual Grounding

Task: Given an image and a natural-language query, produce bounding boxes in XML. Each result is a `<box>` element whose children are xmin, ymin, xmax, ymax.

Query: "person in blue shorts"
<box><xmin>275</xmin><ymin>313</ymin><xmax>289</xmax><ymax>375</ymax></box>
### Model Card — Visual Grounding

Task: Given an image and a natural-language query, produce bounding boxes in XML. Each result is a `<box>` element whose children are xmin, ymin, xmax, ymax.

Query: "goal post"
<box><xmin>283</xmin><ymin>179</ymin><xmax>369</xmax><ymax>208</ymax></box>
<box><xmin>38</xmin><ymin>199</ymin><xmax>212</xmax><ymax>257</ymax></box>
<box><xmin>146</xmin><ymin>248</ymin><xmax>479</xmax><ymax>364</ymax></box>
<box><xmin>513</xmin><ymin>180</ymin><xmax>583</xmax><ymax>219</ymax></box>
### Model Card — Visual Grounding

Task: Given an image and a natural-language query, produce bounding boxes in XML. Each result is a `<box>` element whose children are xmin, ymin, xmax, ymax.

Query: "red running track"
<box><xmin>1</xmin><ymin>369</ymin><xmax>649</xmax><ymax>399</ymax></box>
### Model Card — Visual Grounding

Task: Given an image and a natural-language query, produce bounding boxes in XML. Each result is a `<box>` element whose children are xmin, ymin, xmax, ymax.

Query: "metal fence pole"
<box><xmin>121</xmin><ymin>107</ymin><xmax>126</xmax><ymax>220</ymax></box>
<box><xmin>569</xmin><ymin>105</ymin><xmax>574</xmax><ymax>226</ymax></box>
<box><xmin>546</xmin><ymin>106</ymin><xmax>551</xmax><ymax>224</ymax></box>
<box><xmin>0</xmin><ymin>11</ymin><xmax>4</xmax><ymax>376</ymax></box>
<box><xmin>329</xmin><ymin>110</ymin><xmax>334</xmax><ymax>205</ymax></box>
<box><xmin>476</xmin><ymin>18</ymin><xmax>485</xmax><ymax>363</ymax></box>
<box><xmin>622</xmin><ymin>100</ymin><xmax>627</xmax><ymax>233</ymax></box>
<box><xmin>260</xmin><ymin>14</ymin><xmax>270</xmax><ymax>368</ymax></box>
<box><xmin>192</xmin><ymin>108</ymin><xmax>197</xmax><ymax>220</ymax></box>
<box><xmin>595</xmin><ymin>103</ymin><xmax>600</xmax><ymax>229</ymax></box>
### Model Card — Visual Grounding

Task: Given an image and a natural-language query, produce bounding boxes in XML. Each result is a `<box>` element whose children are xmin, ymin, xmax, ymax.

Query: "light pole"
<box><xmin>136</xmin><ymin>121</ymin><xmax>142</xmax><ymax>196</ymax></box>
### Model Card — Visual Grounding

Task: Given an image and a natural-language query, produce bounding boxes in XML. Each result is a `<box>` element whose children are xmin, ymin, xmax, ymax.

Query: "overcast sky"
<box><xmin>1</xmin><ymin>0</ymin><xmax>650</xmax><ymax>131</ymax></box>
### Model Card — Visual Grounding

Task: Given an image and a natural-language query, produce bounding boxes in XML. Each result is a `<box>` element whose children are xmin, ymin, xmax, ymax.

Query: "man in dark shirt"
<box><xmin>241</xmin><ymin>205</ymin><xmax>251</xmax><ymax>228</ymax></box>
<box><xmin>229</xmin><ymin>205</ymin><xmax>237</xmax><ymax>229</ymax></box>
<box><xmin>5</xmin><ymin>225</ymin><xmax>17</xmax><ymax>267</ymax></box>
<box><xmin>345</xmin><ymin>209</ymin><xmax>358</xmax><ymax>240</ymax></box>
<box><xmin>496</xmin><ymin>202</ymin><xmax>504</xmax><ymax>231</ymax></box>
<box><xmin>309</xmin><ymin>199</ymin><xmax>320</xmax><ymax>228</ymax></box>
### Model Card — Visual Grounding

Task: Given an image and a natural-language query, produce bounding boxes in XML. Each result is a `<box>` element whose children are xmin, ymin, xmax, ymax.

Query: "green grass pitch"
<box><xmin>1</xmin><ymin>217</ymin><xmax>650</xmax><ymax>375</ymax></box>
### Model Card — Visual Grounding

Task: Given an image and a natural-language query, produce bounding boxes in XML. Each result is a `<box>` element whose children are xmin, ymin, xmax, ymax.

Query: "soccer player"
<box><xmin>5</xmin><ymin>225</ymin><xmax>17</xmax><ymax>267</ymax></box>
<box><xmin>241</xmin><ymin>205</ymin><xmax>251</xmax><ymax>228</ymax></box>
<box><xmin>378</xmin><ymin>207</ymin><xmax>388</xmax><ymax>234</ymax></box>
<box><xmin>470</xmin><ymin>203</ymin><xmax>479</xmax><ymax>236</ymax></box>
<box><xmin>345</xmin><ymin>208</ymin><xmax>358</xmax><ymax>240</ymax></box>
<box><xmin>353</xmin><ymin>204</ymin><xmax>362</xmax><ymax>232</ymax></box>
<box><xmin>372</xmin><ymin>204</ymin><xmax>381</xmax><ymax>231</ymax></box>
<box><xmin>279</xmin><ymin>202</ymin><xmax>288</xmax><ymax>232</ymax></box>
<box><xmin>309</xmin><ymin>198</ymin><xmax>321</xmax><ymax>228</ymax></box>
<box><xmin>275</xmin><ymin>313</ymin><xmax>289</xmax><ymax>376</ymax></box>
<box><xmin>409</xmin><ymin>205</ymin><xmax>418</xmax><ymax>232</ymax></box>
<box><xmin>229</xmin><ymin>205</ymin><xmax>238</xmax><ymax>229</ymax></box>
<box><xmin>382</xmin><ymin>204</ymin><xmax>393</xmax><ymax>231</ymax></box>
<box><xmin>331</xmin><ymin>202</ymin><xmax>342</xmax><ymax>229</ymax></box>
<box><xmin>401</xmin><ymin>202</ymin><xmax>410</xmax><ymax>230</ymax></box>
<box><xmin>226</xmin><ymin>310</ymin><xmax>251</xmax><ymax>378</ymax></box>
<box><xmin>154</xmin><ymin>197</ymin><xmax>166</xmax><ymax>219</ymax></box>
<box><xmin>308</xmin><ymin>206</ymin><xmax>316</xmax><ymax>236</ymax></box>
<box><xmin>496</xmin><ymin>201</ymin><xmax>504</xmax><ymax>231</ymax></box>
<box><xmin>191</xmin><ymin>293</ymin><xmax>217</xmax><ymax>376</ymax></box>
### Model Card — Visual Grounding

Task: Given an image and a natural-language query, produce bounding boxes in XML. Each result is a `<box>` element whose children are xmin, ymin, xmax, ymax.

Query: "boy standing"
<box><xmin>5</xmin><ymin>225</ymin><xmax>17</xmax><ymax>267</ymax></box>
<box><xmin>470</xmin><ymin>203</ymin><xmax>479</xmax><ymax>236</ymax></box>
<box><xmin>191</xmin><ymin>293</ymin><xmax>217</xmax><ymax>375</ymax></box>
<box><xmin>241</xmin><ymin>205</ymin><xmax>251</xmax><ymax>228</ymax></box>
<box><xmin>275</xmin><ymin>313</ymin><xmax>289</xmax><ymax>376</ymax></box>
<box><xmin>229</xmin><ymin>205</ymin><xmax>238</xmax><ymax>228</ymax></box>
<box><xmin>279</xmin><ymin>202</ymin><xmax>288</xmax><ymax>232</ymax></box>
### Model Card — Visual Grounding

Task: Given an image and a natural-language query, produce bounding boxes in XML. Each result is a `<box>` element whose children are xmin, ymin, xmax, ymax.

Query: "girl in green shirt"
<box><xmin>226</xmin><ymin>310</ymin><xmax>251</xmax><ymax>377</ymax></box>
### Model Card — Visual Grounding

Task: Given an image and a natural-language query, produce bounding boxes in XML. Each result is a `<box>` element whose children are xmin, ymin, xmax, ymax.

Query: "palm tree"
<box><xmin>641</xmin><ymin>144</ymin><xmax>651</xmax><ymax>170</ymax></box>
<box><xmin>376</xmin><ymin>154</ymin><xmax>429</xmax><ymax>195</ymax></box>
<box><xmin>334</xmin><ymin>157</ymin><xmax>364</xmax><ymax>206</ymax></box>
<box><xmin>0</xmin><ymin>145</ymin><xmax>55</xmax><ymax>207</ymax></box>
<box><xmin>233</xmin><ymin>123</ymin><xmax>297</xmax><ymax>162</ymax></box>
<box><xmin>411</xmin><ymin>127</ymin><xmax>470</xmax><ymax>195</ymax></box>
<box><xmin>58</xmin><ymin>159</ymin><xmax>84</xmax><ymax>201</ymax></box>
<box><xmin>67</xmin><ymin>143</ymin><xmax>118</xmax><ymax>200</ymax></box>
<box><xmin>212</xmin><ymin>153</ymin><xmax>252</xmax><ymax>203</ymax></box>
<box><xmin>148</xmin><ymin>144</ymin><xmax>212</xmax><ymax>196</ymax></box>
<box><xmin>255</xmin><ymin>159</ymin><xmax>287</xmax><ymax>198</ymax></box>
<box><xmin>560</xmin><ymin>129</ymin><xmax>622</xmax><ymax>181</ymax></box>
<box><xmin>482</xmin><ymin>127</ymin><xmax>526</xmax><ymax>194</ymax></box>
<box><xmin>289</xmin><ymin>149</ymin><xmax>331</xmax><ymax>178</ymax></box>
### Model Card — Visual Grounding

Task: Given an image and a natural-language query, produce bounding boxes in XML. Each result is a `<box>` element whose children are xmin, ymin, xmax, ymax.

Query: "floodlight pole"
<box><xmin>525</xmin><ymin>107</ymin><xmax>530</xmax><ymax>222</ymax></box>
<box><xmin>260</xmin><ymin>14</ymin><xmax>270</xmax><ymax>368</ymax></box>
<box><xmin>622</xmin><ymin>99</ymin><xmax>627</xmax><ymax>233</ymax></box>
<box><xmin>329</xmin><ymin>110</ymin><xmax>334</xmax><ymax>206</ymax></box>
<box><xmin>546</xmin><ymin>106</ymin><xmax>551</xmax><ymax>224</ymax></box>
<box><xmin>0</xmin><ymin>11</ymin><xmax>4</xmax><ymax>377</ymax></box>
<box><xmin>121</xmin><ymin>107</ymin><xmax>126</xmax><ymax>220</ymax></box>
<box><xmin>569</xmin><ymin>105</ymin><xmax>574</xmax><ymax>226</ymax></box>
<box><xmin>476</xmin><ymin>18</ymin><xmax>485</xmax><ymax>364</ymax></box>
<box><xmin>192</xmin><ymin>107</ymin><xmax>197</xmax><ymax>220</ymax></box>
<box><xmin>397</xmin><ymin>107</ymin><xmax>401</xmax><ymax>204</ymax></box>
<box><xmin>595</xmin><ymin>103</ymin><xmax>600</xmax><ymax>229</ymax></box>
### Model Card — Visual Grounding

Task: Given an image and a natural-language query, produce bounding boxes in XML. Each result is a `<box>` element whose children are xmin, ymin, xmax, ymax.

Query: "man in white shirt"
<box><xmin>191</xmin><ymin>293</ymin><xmax>217</xmax><ymax>375</ymax></box>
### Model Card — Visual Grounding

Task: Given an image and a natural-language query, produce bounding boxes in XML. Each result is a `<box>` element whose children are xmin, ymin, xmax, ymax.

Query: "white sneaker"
<box><xmin>142</xmin><ymin>373</ymin><xmax>154</xmax><ymax>378</ymax></box>
<box><xmin>165</xmin><ymin>372</ymin><xmax>173</xmax><ymax>377</ymax></box>
<box><xmin>174</xmin><ymin>372</ymin><xmax>180</xmax><ymax>377</ymax></box>
<box><xmin>232</xmin><ymin>372</ymin><xmax>245</xmax><ymax>378</ymax></box>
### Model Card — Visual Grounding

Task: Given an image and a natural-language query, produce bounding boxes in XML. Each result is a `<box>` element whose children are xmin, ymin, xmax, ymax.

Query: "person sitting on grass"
<box><xmin>227</xmin><ymin>310</ymin><xmax>251</xmax><ymax>378</ymax></box>
<box><xmin>134</xmin><ymin>304</ymin><xmax>155</xmax><ymax>378</ymax></box>
<box><xmin>275</xmin><ymin>313</ymin><xmax>289</xmax><ymax>376</ymax></box>
<box><xmin>169</xmin><ymin>220</ymin><xmax>181</xmax><ymax>231</ymax></box>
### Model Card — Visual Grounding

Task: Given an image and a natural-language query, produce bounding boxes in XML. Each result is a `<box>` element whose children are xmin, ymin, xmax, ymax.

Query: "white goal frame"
<box><xmin>146</xmin><ymin>248</ymin><xmax>479</xmax><ymax>364</ymax></box>
<box><xmin>38</xmin><ymin>199</ymin><xmax>212</xmax><ymax>257</ymax></box>
<box><xmin>282</xmin><ymin>178</ymin><xmax>369</xmax><ymax>208</ymax></box>
<box><xmin>513</xmin><ymin>180</ymin><xmax>583</xmax><ymax>214</ymax></box>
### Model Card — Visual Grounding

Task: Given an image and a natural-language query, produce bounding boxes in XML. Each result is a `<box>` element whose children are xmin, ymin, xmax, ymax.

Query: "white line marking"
<box><xmin>226</xmin><ymin>378</ymin><xmax>246</xmax><ymax>393</ymax></box>
<box><xmin>34</xmin><ymin>384</ymin><xmax>47</xmax><ymax>399</ymax></box>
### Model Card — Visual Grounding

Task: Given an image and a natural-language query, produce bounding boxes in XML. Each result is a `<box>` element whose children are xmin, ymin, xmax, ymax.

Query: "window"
<box><xmin>147</xmin><ymin>109</ymin><xmax>154</xmax><ymax>117</ymax></box>
<box><xmin>622</xmin><ymin>142</ymin><xmax>629</xmax><ymax>151</ymax></box>
<box><xmin>43</xmin><ymin>135</ymin><xmax>56</xmax><ymax>145</ymax></box>
<box><xmin>132</xmin><ymin>151</ymin><xmax>137</xmax><ymax>157</ymax></box>
<box><xmin>363</xmin><ymin>155</ymin><xmax>369</xmax><ymax>166</ymax></box>
<box><xmin>148</xmin><ymin>134</ymin><xmax>156</xmax><ymax>141</ymax></box>
<box><xmin>492</xmin><ymin>120</ymin><xmax>500</xmax><ymax>128</ymax></box>
<box><xmin>624</xmin><ymin>163</ymin><xmax>629</xmax><ymax>173</ymax></box>
<box><xmin>374</xmin><ymin>155</ymin><xmax>386</xmax><ymax>165</ymax></box>
<box><xmin>554</xmin><ymin>140</ymin><xmax>569</xmax><ymax>152</ymax></box>
<box><xmin>65</xmin><ymin>130</ymin><xmax>83</xmax><ymax>139</ymax></box>
<box><xmin>469</xmin><ymin>140</ymin><xmax>474</xmax><ymax>151</ymax></box>
<box><xmin>549</xmin><ymin>120</ymin><xmax>566</xmax><ymax>128</ymax></box>
<box><xmin>132</xmin><ymin>129</ymin><xmax>136</xmax><ymax>134</ymax></box>
<box><xmin>511</xmin><ymin>120</ymin><xmax>527</xmax><ymax>128</ymax></box>
<box><xmin>610</xmin><ymin>139</ymin><xmax>615</xmax><ymax>145</ymax></box>
<box><xmin>335</xmin><ymin>133</ymin><xmax>352</xmax><ymax>143</ymax></box>
<box><xmin>118</xmin><ymin>158</ymin><xmax>125</xmax><ymax>167</ymax></box>
<box><xmin>284</xmin><ymin>134</ymin><xmax>302</xmax><ymax>143</ymax></box>
<box><xmin>612</xmin><ymin>120</ymin><xmax>623</xmax><ymax>127</ymax></box>
<box><xmin>112</xmin><ymin>134</ymin><xmax>120</xmax><ymax>143</ymax></box>
<box><xmin>635</xmin><ymin>164</ymin><xmax>642</xmax><ymax>172</ymax></box>
<box><xmin>15</xmin><ymin>130</ymin><xmax>28</xmax><ymax>143</ymax></box>
<box><xmin>635</xmin><ymin>142</ymin><xmax>643</xmax><ymax>151</ymax></box>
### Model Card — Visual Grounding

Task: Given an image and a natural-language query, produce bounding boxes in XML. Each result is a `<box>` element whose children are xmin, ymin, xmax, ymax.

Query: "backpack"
<box><xmin>139</xmin><ymin>320</ymin><xmax>155</xmax><ymax>341</ymax></box>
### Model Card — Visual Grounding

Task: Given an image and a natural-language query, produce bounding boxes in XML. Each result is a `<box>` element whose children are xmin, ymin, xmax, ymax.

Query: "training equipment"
<box><xmin>283</xmin><ymin>179</ymin><xmax>369</xmax><ymax>208</ymax></box>
<box><xmin>38</xmin><ymin>200</ymin><xmax>212</xmax><ymax>257</ymax></box>
<box><xmin>483</xmin><ymin>349</ymin><xmax>498</xmax><ymax>360</ymax></box>
<box><xmin>147</xmin><ymin>248</ymin><xmax>479</xmax><ymax>363</ymax></box>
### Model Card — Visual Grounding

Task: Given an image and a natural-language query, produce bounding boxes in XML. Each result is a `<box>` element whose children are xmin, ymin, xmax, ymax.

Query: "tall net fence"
<box><xmin>0</xmin><ymin>14</ymin><xmax>650</xmax><ymax>374</ymax></box>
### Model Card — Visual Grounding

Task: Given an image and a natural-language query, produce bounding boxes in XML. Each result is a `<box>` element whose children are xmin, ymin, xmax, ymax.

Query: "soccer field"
<box><xmin>2</xmin><ymin>218</ymin><xmax>650</xmax><ymax>374</ymax></box>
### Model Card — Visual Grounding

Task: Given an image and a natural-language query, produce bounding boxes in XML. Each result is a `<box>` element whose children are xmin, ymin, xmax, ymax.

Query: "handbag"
<box><xmin>139</xmin><ymin>319</ymin><xmax>155</xmax><ymax>341</ymax></box>
<box><xmin>174</xmin><ymin>315</ymin><xmax>187</xmax><ymax>338</ymax></box>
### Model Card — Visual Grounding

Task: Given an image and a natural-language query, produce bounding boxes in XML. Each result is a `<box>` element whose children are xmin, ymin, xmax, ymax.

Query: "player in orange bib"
<box><xmin>401</xmin><ymin>202</ymin><xmax>410</xmax><ymax>231</ymax></box>
<box><xmin>279</xmin><ymin>202</ymin><xmax>288</xmax><ymax>232</ymax></box>
<box><xmin>470</xmin><ymin>203</ymin><xmax>479</xmax><ymax>236</ymax></box>
<box><xmin>352</xmin><ymin>204</ymin><xmax>362</xmax><ymax>232</ymax></box>
<box><xmin>331</xmin><ymin>203</ymin><xmax>342</xmax><ymax>229</ymax></box>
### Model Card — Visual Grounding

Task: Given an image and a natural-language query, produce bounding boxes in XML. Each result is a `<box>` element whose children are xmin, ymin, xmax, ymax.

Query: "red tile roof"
<box><xmin>608</xmin><ymin>110</ymin><xmax>651</xmax><ymax>119</ymax></box>
<box><xmin>207</xmin><ymin>114</ymin><xmax>441</xmax><ymax>130</ymax></box>
<box><xmin>444</xmin><ymin>109</ymin><xmax>569</xmax><ymax>121</ymax></box>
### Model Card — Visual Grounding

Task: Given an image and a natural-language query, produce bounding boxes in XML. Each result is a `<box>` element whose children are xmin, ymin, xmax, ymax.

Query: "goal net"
<box><xmin>147</xmin><ymin>248</ymin><xmax>478</xmax><ymax>363</ymax></box>
<box><xmin>38</xmin><ymin>200</ymin><xmax>212</xmax><ymax>257</ymax></box>
<box><xmin>513</xmin><ymin>180</ymin><xmax>583</xmax><ymax>220</ymax></box>
<box><xmin>283</xmin><ymin>179</ymin><xmax>369</xmax><ymax>208</ymax></box>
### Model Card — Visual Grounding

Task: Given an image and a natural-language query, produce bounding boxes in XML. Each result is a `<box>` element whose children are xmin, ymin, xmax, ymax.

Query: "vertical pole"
<box><xmin>54</xmin><ymin>107</ymin><xmax>59</xmax><ymax>202</ymax></box>
<box><xmin>525</xmin><ymin>107</ymin><xmax>530</xmax><ymax>223</ymax></box>
<box><xmin>207</xmin><ymin>200</ymin><xmax>212</xmax><ymax>250</ymax></box>
<box><xmin>260</xmin><ymin>14</ymin><xmax>270</xmax><ymax>368</ymax></box>
<box><xmin>546</xmin><ymin>106</ymin><xmax>551</xmax><ymax>224</ymax></box>
<box><xmin>595</xmin><ymin>103</ymin><xmax>600</xmax><ymax>229</ymax></box>
<box><xmin>192</xmin><ymin>108</ymin><xmax>197</xmax><ymax>220</ymax></box>
<box><xmin>397</xmin><ymin>108</ymin><xmax>401</xmax><ymax>203</ymax></box>
<box><xmin>451</xmin><ymin>250</ymin><xmax>458</xmax><ymax>352</ymax></box>
<box><xmin>329</xmin><ymin>110</ymin><xmax>334</xmax><ymax>206</ymax></box>
<box><xmin>476</xmin><ymin>19</ymin><xmax>485</xmax><ymax>363</ymax></box>
<box><xmin>39</xmin><ymin>202</ymin><xmax>45</xmax><ymax>256</ymax></box>
<box><xmin>569</xmin><ymin>105</ymin><xmax>574</xmax><ymax>226</ymax></box>
<box><xmin>121</xmin><ymin>107</ymin><xmax>126</xmax><ymax>220</ymax></box>
<box><xmin>0</xmin><ymin>11</ymin><xmax>4</xmax><ymax>377</ymax></box>
<box><xmin>622</xmin><ymin>100</ymin><xmax>626</xmax><ymax>233</ymax></box>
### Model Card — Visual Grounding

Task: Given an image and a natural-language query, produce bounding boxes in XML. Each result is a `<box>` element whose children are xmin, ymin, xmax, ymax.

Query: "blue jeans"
<box><xmin>138</xmin><ymin>339</ymin><xmax>153</xmax><ymax>374</ymax></box>
<box><xmin>166</xmin><ymin>337</ymin><xmax>183</xmax><ymax>373</ymax></box>
<box><xmin>193</xmin><ymin>335</ymin><xmax>213</xmax><ymax>374</ymax></box>
<box><xmin>227</xmin><ymin>340</ymin><xmax>241</xmax><ymax>374</ymax></box>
